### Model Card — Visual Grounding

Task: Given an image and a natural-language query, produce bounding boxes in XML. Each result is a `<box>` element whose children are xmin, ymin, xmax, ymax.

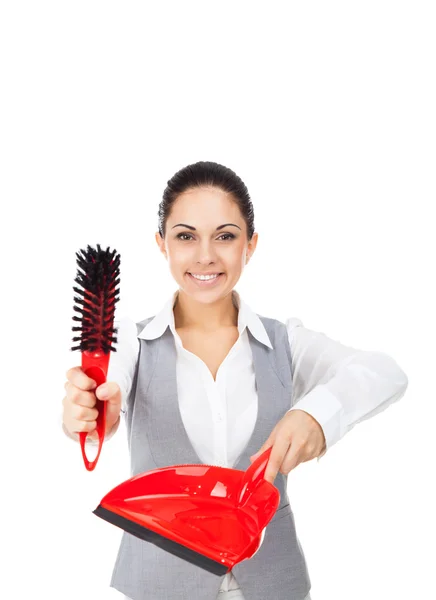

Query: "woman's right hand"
<box><xmin>62</xmin><ymin>366</ymin><xmax>122</xmax><ymax>442</ymax></box>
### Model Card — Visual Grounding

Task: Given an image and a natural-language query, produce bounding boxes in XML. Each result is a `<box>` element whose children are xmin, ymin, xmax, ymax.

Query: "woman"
<box><xmin>62</xmin><ymin>161</ymin><xmax>408</xmax><ymax>600</ymax></box>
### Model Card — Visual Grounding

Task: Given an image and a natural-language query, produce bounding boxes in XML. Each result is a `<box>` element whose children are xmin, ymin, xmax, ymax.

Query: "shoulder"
<box><xmin>257</xmin><ymin>314</ymin><xmax>306</xmax><ymax>355</ymax></box>
<box><xmin>257</xmin><ymin>313</ymin><xmax>304</xmax><ymax>332</ymax></box>
<box><xmin>114</xmin><ymin>314</ymin><xmax>138</xmax><ymax>334</ymax></box>
<box><xmin>115</xmin><ymin>315</ymin><xmax>156</xmax><ymax>338</ymax></box>
<box><xmin>112</xmin><ymin>315</ymin><xmax>141</xmax><ymax>348</ymax></box>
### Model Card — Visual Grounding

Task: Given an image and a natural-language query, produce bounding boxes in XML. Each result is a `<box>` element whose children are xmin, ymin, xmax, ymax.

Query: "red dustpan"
<box><xmin>93</xmin><ymin>447</ymin><xmax>279</xmax><ymax>575</ymax></box>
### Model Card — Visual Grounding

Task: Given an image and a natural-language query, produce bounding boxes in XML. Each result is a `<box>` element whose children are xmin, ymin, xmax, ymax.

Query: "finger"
<box><xmin>66</xmin><ymin>366</ymin><xmax>97</xmax><ymax>391</ymax></box>
<box><xmin>69</xmin><ymin>419</ymin><xmax>97</xmax><ymax>433</ymax></box>
<box><xmin>264</xmin><ymin>437</ymin><xmax>291</xmax><ymax>484</ymax></box>
<box><xmin>250</xmin><ymin>441</ymin><xmax>272</xmax><ymax>462</ymax></box>
<box><xmin>252</xmin><ymin>420</ymin><xmax>281</xmax><ymax>459</ymax></box>
<box><xmin>72</xmin><ymin>404</ymin><xmax>99</xmax><ymax>422</ymax></box>
<box><xmin>281</xmin><ymin>440</ymin><xmax>303</xmax><ymax>474</ymax></box>
<box><xmin>65</xmin><ymin>382</ymin><xmax>97</xmax><ymax>408</ymax></box>
<box><xmin>88</xmin><ymin>430</ymin><xmax>99</xmax><ymax>441</ymax></box>
<box><xmin>250</xmin><ymin>427</ymin><xmax>278</xmax><ymax>462</ymax></box>
<box><xmin>95</xmin><ymin>382</ymin><xmax>121</xmax><ymax>403</ymax></box>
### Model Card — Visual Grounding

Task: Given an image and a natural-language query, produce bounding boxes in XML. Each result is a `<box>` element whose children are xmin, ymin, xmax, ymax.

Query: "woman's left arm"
<box><xmin>251</xmin><ymin>318</ymin><xmax>409</xmax><ymax>482</ymax></box>
<box><xmin>285</xmin><ymin>318</ymin><xmax>409</xmax><ymax>460</ymax></box>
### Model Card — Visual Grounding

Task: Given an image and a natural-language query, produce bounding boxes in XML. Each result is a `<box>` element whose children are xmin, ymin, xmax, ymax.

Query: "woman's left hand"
<box><xmin>249</xmin><ymin>409</ymin><xmax>326</xmax><ymax>484</ymax></box>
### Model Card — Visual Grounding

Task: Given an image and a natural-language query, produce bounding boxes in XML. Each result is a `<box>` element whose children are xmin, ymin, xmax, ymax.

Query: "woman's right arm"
<box><xmin>61</xmin><ymin>316</ymin><xmax>139</xmax><ymax>444</ymax></box>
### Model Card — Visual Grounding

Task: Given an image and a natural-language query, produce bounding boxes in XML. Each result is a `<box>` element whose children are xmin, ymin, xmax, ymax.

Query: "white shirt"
<box><xmin>67</xmin><ymin>289</ymin><xmax>409</xmax><ymax>593</ymax></box>
<box><xmin>107</xmin><ymin>289</ymin><xmax>408</xmax><ymax>459</ymax></box>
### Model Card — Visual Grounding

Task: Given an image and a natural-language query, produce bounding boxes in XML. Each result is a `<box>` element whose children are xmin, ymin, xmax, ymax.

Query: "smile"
<box><xmin>186</xmin><ymin>272</ymin><xmax>224</xmax><ymax>286</ymax></box>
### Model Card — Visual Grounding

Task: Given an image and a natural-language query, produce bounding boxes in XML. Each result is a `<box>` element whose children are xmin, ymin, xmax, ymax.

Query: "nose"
<box><xmin>195</xmin><ymin>239</ymin><xmax>218</xmax><ymax>264</ymax></box>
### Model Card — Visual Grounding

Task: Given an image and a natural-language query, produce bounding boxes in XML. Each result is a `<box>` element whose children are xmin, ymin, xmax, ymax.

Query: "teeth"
<box><xmin>190</xmin><ymin>273</ymin><xmax>220</xmax><ymax>281</ymax></box>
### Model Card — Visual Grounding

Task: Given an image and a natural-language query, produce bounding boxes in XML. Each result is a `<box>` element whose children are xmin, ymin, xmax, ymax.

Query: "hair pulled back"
<box><xmin>158</xmin><ymin>161</ymin><xmax>255</xmax><ymax>240</ymax></box>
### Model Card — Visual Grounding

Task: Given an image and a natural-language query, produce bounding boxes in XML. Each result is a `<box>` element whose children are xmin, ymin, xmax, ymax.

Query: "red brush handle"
<box><xmin>80</xmin><ymin>350</ymin><xmax>110</xmax><ymax>471</ymax></box>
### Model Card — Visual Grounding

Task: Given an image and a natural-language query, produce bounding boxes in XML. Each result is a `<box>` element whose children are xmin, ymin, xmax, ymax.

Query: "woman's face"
<box><xmin>156</xmin><ymin>186</ymin><xmax>258</xmax><ymax>304</ymax></box>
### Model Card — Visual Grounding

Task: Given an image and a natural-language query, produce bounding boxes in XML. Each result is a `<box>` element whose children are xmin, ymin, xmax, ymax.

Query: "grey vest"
<box><xmin>110</xmin><ymin>315</ymin><xmax>311</xmax><ymax>600</ymax></box>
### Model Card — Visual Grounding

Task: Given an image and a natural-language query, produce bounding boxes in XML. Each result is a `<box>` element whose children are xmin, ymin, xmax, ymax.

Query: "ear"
<box><xmin>246</xmin><ymin>231</ymin><xmax>258</xmax><ymax>264</ymax></box>
<box><xmin>155</xmin><ymin>232</ymin><xmax>167</xmax><ymax>259</ymax></box>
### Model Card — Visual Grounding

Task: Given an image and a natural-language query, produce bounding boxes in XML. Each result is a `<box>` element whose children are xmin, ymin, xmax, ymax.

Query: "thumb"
<box><xmin>95</xmin><ymin>382</ymin><xmax>122</xmax><ymax>435</ymax></box>
<box><xmin>95</xmin><ymin>382</ymin><xmax>121</xmax><ymax>403</ymax></box>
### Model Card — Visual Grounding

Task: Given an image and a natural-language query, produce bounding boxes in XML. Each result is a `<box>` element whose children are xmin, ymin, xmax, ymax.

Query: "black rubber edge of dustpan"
<box><xmin>93</xmin><ymin>505</ymin><xmax>228</xmax><ymax>576</ymax></box>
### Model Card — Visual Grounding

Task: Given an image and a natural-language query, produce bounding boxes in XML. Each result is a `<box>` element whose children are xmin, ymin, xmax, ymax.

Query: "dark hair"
<box><xmin>158</xmin><ymin>161</ymin><xmax>255</xmax><ymax>240</ymax></box>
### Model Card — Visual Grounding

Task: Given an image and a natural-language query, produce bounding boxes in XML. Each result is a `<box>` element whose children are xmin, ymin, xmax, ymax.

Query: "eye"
<box><xmin>176</xmin><ymin>233</ymin><xmax>235</xmax><ymax>241</ymax></box>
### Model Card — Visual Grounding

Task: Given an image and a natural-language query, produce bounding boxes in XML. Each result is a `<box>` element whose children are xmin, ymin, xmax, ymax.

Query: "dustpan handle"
<box><xmin>79</xmin><ymin>352</ymin><xmax>109</xmax><ymax>471</ymax></box>
<box><xmin>237</xmin><ymin>447</ymin><xmax>273</xmax><ymax>507</ymax></box>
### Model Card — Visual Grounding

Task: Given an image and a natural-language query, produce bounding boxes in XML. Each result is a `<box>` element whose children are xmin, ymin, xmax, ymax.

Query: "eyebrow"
<box><xmin>171</xmin><ymin>223</ymin><xmax>241</xmax><ymax>231</ymax></box>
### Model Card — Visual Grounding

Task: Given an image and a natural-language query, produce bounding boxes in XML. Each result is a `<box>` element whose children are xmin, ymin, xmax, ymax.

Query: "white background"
<box><xmin>1</xmin><ymin>1</ymin><xmax>435</xmax><ymax>599</ymax></box>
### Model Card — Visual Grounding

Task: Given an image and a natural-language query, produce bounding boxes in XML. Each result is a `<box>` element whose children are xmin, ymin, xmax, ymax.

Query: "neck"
<box><xmin>173</xmin><ymin>290</ymin><xmax>238</xmax><ymax>332</ymax></box>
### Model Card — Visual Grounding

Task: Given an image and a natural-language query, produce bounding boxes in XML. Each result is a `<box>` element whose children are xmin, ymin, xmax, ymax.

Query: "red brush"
<box><xmin>70</xmin><ymin>244</ymin><xmax>121</xmax><ymax>471</ymax></box>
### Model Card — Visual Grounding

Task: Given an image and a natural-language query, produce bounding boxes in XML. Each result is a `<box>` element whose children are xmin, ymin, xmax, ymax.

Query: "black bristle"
<box><xmin>70</xmin><ymin>244</ymin><xmax>121</xmax><ymax>354</ymax></box>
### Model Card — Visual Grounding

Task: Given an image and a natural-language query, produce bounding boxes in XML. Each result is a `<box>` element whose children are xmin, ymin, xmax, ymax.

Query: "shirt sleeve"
<box><xmin>285</xmin><ymin>317</ymin><xmax>409</xmax><ymax>462</ymax></box>
<box><xmin>106</xmin><ymin>315</ymin><xmax>139</xmax><ymax>414</ymax></box>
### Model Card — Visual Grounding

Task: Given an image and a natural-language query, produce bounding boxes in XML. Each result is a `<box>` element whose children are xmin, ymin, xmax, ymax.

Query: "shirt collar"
<box><xmin>138</xmin><ymin>289</ymin><xmax>273</xmax><ymax>349</ymax></box>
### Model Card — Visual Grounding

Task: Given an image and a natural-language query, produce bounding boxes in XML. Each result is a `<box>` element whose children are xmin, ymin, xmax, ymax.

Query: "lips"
<box><xmin>186</xmin><ymin>272</ymin><xmax>225</xmax><ymax>286</ymax></box>
<box><xmin>187</xmin><ymin>272</ymin><xmax>223</xmax><ymax>276</ymax></box>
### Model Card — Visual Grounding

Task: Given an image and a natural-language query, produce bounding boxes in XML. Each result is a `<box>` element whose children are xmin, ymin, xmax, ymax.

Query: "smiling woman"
<box><xmin>154</xmin><ymin>164</ymin><xmax>258</xmax><ymax>324</ymax></box>
<box><xmin>63</xmin><ymin>160</ymin><xmax>408</xmax><ymax>600</ymax></box>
